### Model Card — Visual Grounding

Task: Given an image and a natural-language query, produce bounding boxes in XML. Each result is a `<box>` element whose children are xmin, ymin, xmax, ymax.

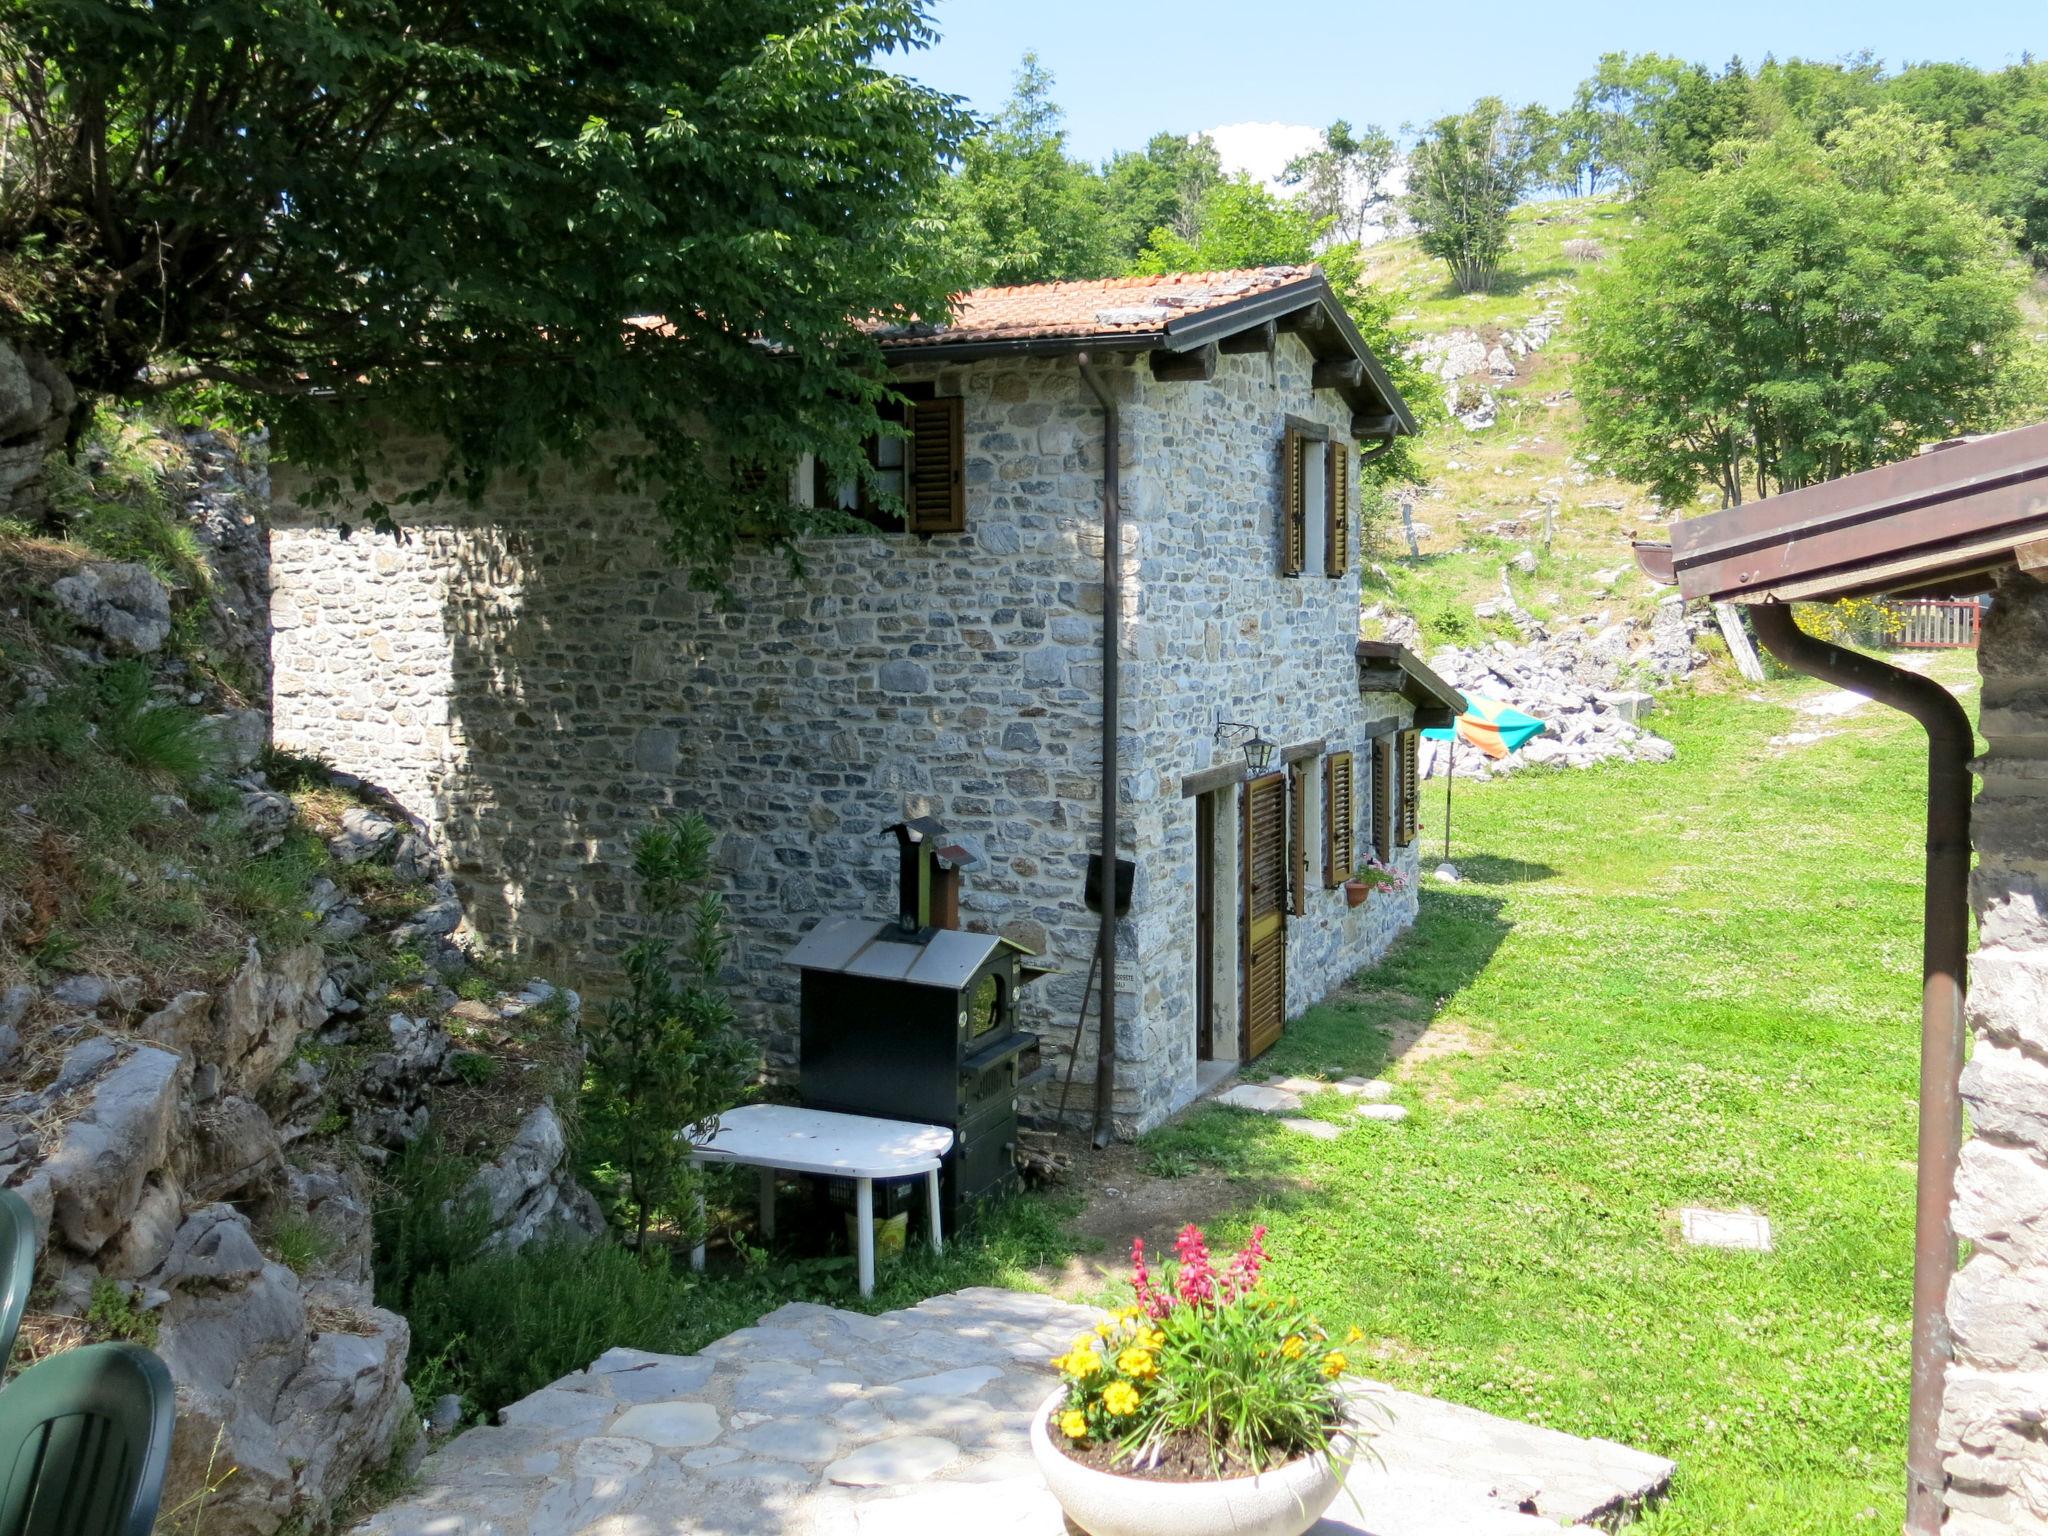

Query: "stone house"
<box><xmin>268</xmin><ymin>266</ymin><xmax>1458</xmax><ymax>1135</ymax></box>
<box><xmin>1648</xmin><ymin>420</ymin><xmax>2048</xmax><ymax>1534</ymax></box>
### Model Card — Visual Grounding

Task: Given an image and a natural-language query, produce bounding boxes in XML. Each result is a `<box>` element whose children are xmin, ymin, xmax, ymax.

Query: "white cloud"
<box><xmin>1200</xmin><ymin>121</ymin><xmax>1322</xmax><ymax>193</ymax></box>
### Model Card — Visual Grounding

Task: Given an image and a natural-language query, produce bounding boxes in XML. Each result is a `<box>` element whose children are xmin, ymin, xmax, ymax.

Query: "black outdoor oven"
<box><xmin>783</xmin><ymin>819</ymin><xmax>1049</xmax><ymax>1227</ymax></box>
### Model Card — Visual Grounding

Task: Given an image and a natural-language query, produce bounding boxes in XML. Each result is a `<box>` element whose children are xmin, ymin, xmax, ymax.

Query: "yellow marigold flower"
<box><xmin>1116</xmin><ymin>1347</ymin><xmax>1158</xmax><ymax>1379</ymax></box>
<box><xmin>1142</xmin><ymin>1327</ymin><xmax>1166</xmax><ymax>1350</ymax></box>
<box><xmin>1095</xmin><ymin>1320</ymin><xmax>1114</xmax><ymax>1339</ymax></box>
<box><xmin>1117</xmin><ymin>1304</ymin><xmax>1143</xmax><ymax>1322</ymax></box>
<box><xmin>1321</xmin><ymin>1351</ymin><xmax>1348</xmax><ymax>1379</ymax></box>
<box><xmin>1345</xmin><ymin>1326</ymin><xmax>1365</xmax><ymax>1344</ymax></box>
<box><xmin>1281</xmin><ymin>1335</ymin><xmax>1308</xmax><ymax>1360</ymax></box>
<box><xmin>1101</xmin><ymin>1381</ymin><xmax>1141</xmax><ymax>1417</ymax></box>
<box><xmin>1062</xmin><ymin>1346</ymin><xmax>1102</xmax><ymax>1379</ymax></box>
<box><xmin>1060</xmin><ymin>1409</ymin><xmax>1089</xmax><ymax>1440</ymax></box>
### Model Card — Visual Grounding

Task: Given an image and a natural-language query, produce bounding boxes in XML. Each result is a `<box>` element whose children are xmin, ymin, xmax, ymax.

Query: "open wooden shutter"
<box><xmin>1280</xmin><ymin>427</ymin><xmax>1307</xmax><ymax>575</ymax></box>
<box><xmin>1243</xmin><ymin>771</ymin><xmax>1287</xmax><ymax>1059</ymax></box>
<box><xmin>1288</xmin><ymin>760</ymin><xmax>1309</xmax><ymax>914</ymax></box>
<box><xmin>1398</xmin><ymin>728</ymin><xmax>1420</xmax><ymax>846</ymax></box>
<box><xmin>1324</xmin><ymin>441</ymin><xmax>1350</xmax><ymax>577</ymax></box>
<box><xmin>1372</xmin><ymin>736</ymin><xmax>1395</xmax><ymax>862</ymax></box>
<box><xmin>906</xmin><ymin>396</ymin><xmax>965</xmax><ymax>533</ymax></box>
<box><xmin>1324</xmin><ymin>751</ymin><xmax>1354</xmax><ymax>887</ymax></box>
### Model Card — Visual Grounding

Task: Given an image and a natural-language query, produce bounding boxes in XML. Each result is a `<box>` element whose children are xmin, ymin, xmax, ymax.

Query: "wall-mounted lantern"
<box><xmin>1215</xmin><ymin>715</ymin><xmax>1277</xmax><ymax>776</ymax></box>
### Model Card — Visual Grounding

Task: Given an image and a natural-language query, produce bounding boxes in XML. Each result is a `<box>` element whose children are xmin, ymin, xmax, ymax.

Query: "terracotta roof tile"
<box><xmin>875</xmin><ymin>266</ymin><xmax>1319</xmax><ymax>349</ymax></box>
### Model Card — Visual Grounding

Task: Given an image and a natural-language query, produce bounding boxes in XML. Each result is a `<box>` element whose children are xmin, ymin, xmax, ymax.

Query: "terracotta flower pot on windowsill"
<box><xmin>1343</xmin><ymin>880</ymin><xmax>1372</xmax><ymax>908</ymax></box>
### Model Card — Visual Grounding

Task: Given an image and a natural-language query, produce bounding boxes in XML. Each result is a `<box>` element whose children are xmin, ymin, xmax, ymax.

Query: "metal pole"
<box><xmin>1077</xmin><ymin>354</ymin><xmax>1120</xmax><ymax>1149</ymax></box>
<box><xmin>1443</xmin><ymin>736</ymin><xmax>1455</xmax><ymax>864</ymax></box>
<box><xmin>1748</xmin><ymin>603</ymin><xmax>1971</xmax><ymax>1536</ymax></box>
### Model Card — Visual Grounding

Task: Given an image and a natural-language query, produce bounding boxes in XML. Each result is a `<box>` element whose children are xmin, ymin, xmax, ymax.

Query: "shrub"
<box><xmin>401</xmin><ymin>1239</ymin><xmax>702</xmax><ymax>1411</ymax></box>
<box><xmin>92</xmin><ymin>661</ymin><xmax>217</xmax><ymax>785</ymax></box>
<box><xmin>1049</xmin><ymin>1224</ymin><xmax>1365</xmax><ymax>1477</ymax></box>
<box><xmin>581</xmin><ymin>813</ymin><xmax>754</xmax><ymax>1246</ymax></box>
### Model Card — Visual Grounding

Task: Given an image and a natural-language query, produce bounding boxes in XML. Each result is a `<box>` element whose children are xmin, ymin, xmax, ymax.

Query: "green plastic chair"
<box><xmin>0</xmin><ymin>1343</ymin><xmax>175</xmax><ymax>1536</ymax></box>
<box><xmin>0</xmin><ymin>1190</ymin><xmax>32</xmax><ymax>1376</ymax></box>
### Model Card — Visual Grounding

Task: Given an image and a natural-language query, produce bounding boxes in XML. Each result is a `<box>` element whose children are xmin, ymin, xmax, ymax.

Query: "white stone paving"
<box><xmin>356</xmin><ymin>1287</ymin><xmax>1674</xmax><ymax>1536</ymax></box>
<box><xmin>1678</xmin><ymin>1207</ymin><xmax>1774</xmax><ymax>1252</ymax></box>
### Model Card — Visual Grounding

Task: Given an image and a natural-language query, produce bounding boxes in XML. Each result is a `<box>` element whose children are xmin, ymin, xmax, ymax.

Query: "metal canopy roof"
<box><xmin>1653</xmin><ymin>421</ymin><xmax>2048</xmax><ymax>604</ymax></box>
<box><xmin>783</xmin><ymin>915</ymin><xmax>1029</xmax><ymax>991</ymax></box>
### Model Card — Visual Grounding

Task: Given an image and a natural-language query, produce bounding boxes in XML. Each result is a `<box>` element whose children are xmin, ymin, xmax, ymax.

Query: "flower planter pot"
<box><xmin>1343</xmin><ymin>881</ymin><xmax>1373</xmax><ymax>908</ymax></box>
<box><xmin>1028</xmin><ymin>1387</ymin><xmax>1349</xmax><ymax>1536</ymax></box>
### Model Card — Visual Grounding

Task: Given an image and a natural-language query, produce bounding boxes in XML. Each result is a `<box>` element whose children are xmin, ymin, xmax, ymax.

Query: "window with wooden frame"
<box><xmin>1397</xmin><ymin>728</ymin><xmax>1420</xmax><ymax>847</ymax></box>
<box><xmin>1281</xmin><ymin>418</ymin><xmax>1352</xmax><ymax>579</ymax></box>
<box><xmin>813</xmin><ymin>385</ymin><xmax>965</xmax><ymax>535</ymax></box>
<box><xmin>1323</xmin><ymin>750</ymin><xmax>1354</xmax><ymax>886</ymax></box>
<box><xmin>1287</xmin><ymin>758</ymin><xmax>1310</xmax><ymax>915</ymax></box>
<box><xmin>1371</xmin><ymin>735</ymin><xmax>1395</xmax><ymax>863</ymax></box>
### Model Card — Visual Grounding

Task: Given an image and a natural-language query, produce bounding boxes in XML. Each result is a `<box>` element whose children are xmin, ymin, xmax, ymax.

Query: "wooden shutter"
<box><xmin>1324</xmin><ymin>751</ymin><xmax>1354</xmax><ymax>887</ymax></box>
<box><xmin>1398</xmin><ymin>728</ymin><xmax>1420</xmax><ymax>846</ymax></box>
<box><xmin>1288</xmin><ymin>759</ymin><xmax>1309</xmax><ymax>915</ymax></box>
<box><xmin>1372</xmin><ymin>736</ymin><xmax>1395</xmax><ymax>862</ymax></box>
<box><xmin>1280</xmin><ymin>427</ymin><xmax>1306</xmax><ymax>575</ymax></box>
<box><xmin>906</xmin><ymin>396</ymin><xmax>965</xmax><ymax>533</ymax></box>
<box><xmin>1324</xmin><ymin>440</ymin><xmax>1350</xmax><ymax>577</ymax></box>
<box><xmin>1243</xmin><ymin>772</ymin><xmax>1287</xmax><ymax>1059</ymax></box>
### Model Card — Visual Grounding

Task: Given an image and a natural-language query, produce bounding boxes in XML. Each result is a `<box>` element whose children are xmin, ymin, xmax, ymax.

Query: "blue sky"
<box><xmin>906</xmin><ymin>0</ymin><xmax>2043</xmax><ymax>172</ymax></box>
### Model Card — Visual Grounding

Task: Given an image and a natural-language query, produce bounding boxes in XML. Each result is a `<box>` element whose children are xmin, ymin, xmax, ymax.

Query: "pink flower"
<box><xmin>1224</xmin><ymin>1224</ymin><xmax>1268</xmax><ymax>1301</ymax></box>
<box><xmin>1174</xmin><ymin>1223</ymin><xmax>1217</xmax><ymax>1307</ymax></box>
<box><xmin>1130</xmin><ymin>1237</ymin><xmax>1170</xmax><ymax>1319</ymax></box>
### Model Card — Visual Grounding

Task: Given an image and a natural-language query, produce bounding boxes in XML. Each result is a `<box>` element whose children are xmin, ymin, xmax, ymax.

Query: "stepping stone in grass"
<box><xmin>1337</xmin><ymin>1076</ymin><xmax>1393</xmax><ymax>1101</ymax></box>
<box><xmin>1355</xmin><ymin>1103</ymin><xmax>1409</xmax><ymax>1123</ymax></box>
<box><xmin>1679</xmin><ymin>1208</ymin><xmax>1772</xmax><ymax>1252</ymax></box>
<box><xmin>1278</xmin><ymin>1117</ymin><xmax>1344</xmax><ymax>1141</ymax></box>
<box><xmin>1215</xmin><ymin>1083</ymin><xmax>1302</xmax><ymax>1114</ymax></box>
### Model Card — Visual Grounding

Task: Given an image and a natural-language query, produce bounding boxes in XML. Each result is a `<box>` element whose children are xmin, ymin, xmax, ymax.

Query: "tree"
<box><xmin>932</xmin><ymin>53</ymin><xmax>1115</xmax><ymax>286</ymax></box>
<box><xmin>1403</xmin><ymin>98</ymin><xmax>1540</xmax><ymax>294</ymax></box>
<box><xmin>1131</xmin><ymin>178</ymin><xmax>1326</xmax><ymax>274</ymax></box>
<box><xmin>1101</xmin><ymin>133</ymin><xmax>1224</xmax><ymax>268</ymax></box>
<box><xmin>1281</xmin><ymin>121</ymin><xmax>1398</xmax><ymax>246</ymax></box>
<box><xmin>582</xmin><ymin>813</ymin><xmax>754</xmax><ymax>1248</ymax></box>
<box><xmin>0</xmin><ymin>1</ymin><xmax>971</xmax><ymax>577</ymax></box>
<box><xmin>1574</xmin><ymin>119</ymin><xmax>2025</xmax><ymax>511</ymax></box>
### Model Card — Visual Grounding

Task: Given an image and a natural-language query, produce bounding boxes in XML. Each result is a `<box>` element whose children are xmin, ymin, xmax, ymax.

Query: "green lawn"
<box><xmin>1138</xmin><ymin>657</ymin><xmax>1978</xmax><ymax>1533</ymax></box>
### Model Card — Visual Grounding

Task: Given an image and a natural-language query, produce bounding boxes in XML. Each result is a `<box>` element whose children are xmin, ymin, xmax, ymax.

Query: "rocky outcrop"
<box><xmin>1422</xmin><ymin>603</ymin><xmax>1702</xmax><ymax>777</ymax></box>
<box><xmin>48</xmin><ymin>561</ymin><xmax>174</xmax><ymax>655</ymax></box>
<box><xmin>470</xmin><ymin>1102</ymin><xmax>606</xmax><ymax>1253</ymax></box>
<box><xmin>1405</xmin><ymin>297</ymin><xmax>1569</xmax><ymax>431</ymax></box>
<box><xmin>0</xmin><ymin>337</ymin><xmax>75</xmax><ymax>521</ymax></box>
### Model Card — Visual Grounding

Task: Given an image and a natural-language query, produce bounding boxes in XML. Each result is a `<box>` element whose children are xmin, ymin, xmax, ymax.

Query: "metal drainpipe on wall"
<box><xmin>1746</xmin><ymin>601</ymin><xmax>1972</xmax><ymax>1536</ymax></box>
<box><xmin>1076</xmin><ymin>353</ymin><xmax>1120</xmax><ymax>1149</ymax></box>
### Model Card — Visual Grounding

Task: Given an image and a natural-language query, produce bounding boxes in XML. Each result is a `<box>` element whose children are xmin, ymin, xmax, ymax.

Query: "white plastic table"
<box><xmin>686</xmin><ymin>1104</ymin><xmax>953</xmax><ymax>1297</ymax></box>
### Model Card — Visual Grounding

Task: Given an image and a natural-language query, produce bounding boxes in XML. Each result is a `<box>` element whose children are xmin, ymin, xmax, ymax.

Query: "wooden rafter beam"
<box><xmin>1150</xmin><ymin>343</ymin><xmax>1219</xmax><ymax>382</ymax></box>
<box><xmin>1218</xmin><ymin>320</ymin><xmax>1277</xmax><ymax>356</ymax></box>
<box><xmin>1313</xmin><ymin>357</ymin><xmax>1364</xmax><ymax>391</ymax></box>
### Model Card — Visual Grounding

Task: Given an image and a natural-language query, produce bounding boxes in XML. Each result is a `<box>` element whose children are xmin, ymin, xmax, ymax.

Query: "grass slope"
<box><xmin>1138</xmin><ymin>654</ymin><xmax>1977</xmax><ymax>1533</ymax></box>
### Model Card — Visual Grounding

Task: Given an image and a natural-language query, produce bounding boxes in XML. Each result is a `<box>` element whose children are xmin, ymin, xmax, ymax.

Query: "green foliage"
<box><xmin>266</xmin><ymin>1214</ymin><xmax>336</xmax><ymax>1278</ymax></box>
<box><xmin>401</xmin><ymin>1239</ymin><xmax>706</xmax><ymax>1411</ymax></box>
<box><xmin>255</xmin><ymin>745</ymin><xmax>335</xmax><ymax>793</ymax></box>
<box><xmin>43</xmin><ymin>411</ymin><xmax>212</xmax><ymax>593</ymax></box>
<box><xmin>1052</xmin><ymin>1227</ymin><xmax>1354</xmax><ymax>1476</ymax></box>
<box><xmin>448</xmin><ymin>1050</ymin><xmax>498</xmax><ymax>1087</ymax></box>
<box><xmin>86</xmin><ymin>1279</ymin><xmax>160</xmax><ymax>1347</ymax></box>
<box><xmin>934</xmin><ymin>53</ymin><xmax>1116</xmax><ymax>285</ymax></box>
<box><xmin>1131</xmin><ymin>180</ymin><xmax>1325</xmax><ymax>275</ymax></box>
<box><xmin>1574</xmin><ymin>121</ymin><xmax>2025</xmax><ymax>511</ymax></box>
<box><xmin>1</xmin><ymin>1</ymin><xmax>972</xmax><ymax>584</ymax></box>
<box><xmin>581</xmin><ymin>813</ymin><xmax>755</xmax><ymax>1245</ymax></box>
<box><xmin>91</xmin><ymin>662</ymin><xmax>218</xmax><ymax>785</ymax></box>
<box><xmin>1404</xmin><ymin>99</ymin><xmax>1543</xmax><ymax>295</ymax></box>
<box><xmin>1100</xmin><ymin>133</ymin><xmax>1224</xmax><ymax>270</ymax></box>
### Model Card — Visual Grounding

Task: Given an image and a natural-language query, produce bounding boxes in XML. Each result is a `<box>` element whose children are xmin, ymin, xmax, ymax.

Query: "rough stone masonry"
<box><xmin>1943</xmin><ymin>570</ymin><xmax>2048</xmax><ymax>1532</ymax></box>
<box><xmin>269</xmin><ymin>337</ymin><xmax>1423</xmax><ymax>1135</ymax></box>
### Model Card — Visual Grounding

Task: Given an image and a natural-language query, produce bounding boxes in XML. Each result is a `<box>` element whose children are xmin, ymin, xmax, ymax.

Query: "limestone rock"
<box><xmin>49</xmin><ymin>562</ymin><xmax>174</xmax><ymax>655</ymax></box>
<box><xmin>216</xmin><ymin>939</ymin><xmax>326</xmax><ymax>1093</ymax></box>
<box><xmin>192</xmin><ymin>1095</ymin><xmax>286</xmax><ymax>1205</ymax></box>
<box><xmin>38</xmin><ymin>1042</ymin><xmax>185</xmax><ymax>1255</ymax></box>
<box><xmin>331</xmin><ymin>806</ymin><xmax>402</xmax><ymax>865</ymax></box>
<box><xmin>237</xmin><ymin>788</ymin><xmax>293</xmax><ymax>854</ymax></box>
<box><xmin>202</xmin><ymin>707</ymin><xmax>270</xmax><ymax>772</ymax></box>
<box><xmin>287</xmin><ymin>1164</ymin><xmax>375</xmax><ymax>1286</ymax></box>
<box><xmin>469</xmin><ymin>1102</ymin><xmax>606</xmax><ymax>1252</ymax></box>
<box><xmin>50</xmin><ymin>973</ymin><xmax>144</xmax><ymax>1014</ymax></box>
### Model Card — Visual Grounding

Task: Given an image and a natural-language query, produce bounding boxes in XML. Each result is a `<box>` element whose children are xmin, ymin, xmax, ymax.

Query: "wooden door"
<box><xmin>1195</xmin><ymin>792</ymin><xmax>1215</xmax><ymax>1059</ymax></box>
<box><xmin>1242</xmin><ymin>772</ymin><xmax>1287</xmax><ymax>1059</ymax></box>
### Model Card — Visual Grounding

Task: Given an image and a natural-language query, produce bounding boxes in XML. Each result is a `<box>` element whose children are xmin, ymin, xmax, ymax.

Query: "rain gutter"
<box><xmin>1076</xmin><ymin>352</ymin><xmax>1121</xmax><ymax>1148</ymax></box>
<box><xmin>1746</xmin><ymin>602</ymin><xmax>1971</xmax><ymax>1536</ymax></box>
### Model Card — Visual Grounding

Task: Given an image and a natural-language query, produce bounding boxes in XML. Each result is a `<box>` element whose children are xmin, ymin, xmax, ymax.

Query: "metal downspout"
<box><xmin>1077</xmin><ymin>354</ymin><xmax>1120</xmax><ymax>1148</ymax></box>
<box><xmin>1747</xmin><ymin>601</ymin><xmax>1972</xmax><ymax>1536</ymax></box>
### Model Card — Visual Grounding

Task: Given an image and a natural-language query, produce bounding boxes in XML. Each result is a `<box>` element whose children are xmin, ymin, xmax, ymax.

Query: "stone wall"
<box><xmin>1943</xmin><ymin>569</ymin><xmax>2048</xmax><ymax>1531</ymax></box>
<box><xmin>270</xmin><ymin>339</ymin><xmax>1420</xmax><ymax>1134</ymax></box>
